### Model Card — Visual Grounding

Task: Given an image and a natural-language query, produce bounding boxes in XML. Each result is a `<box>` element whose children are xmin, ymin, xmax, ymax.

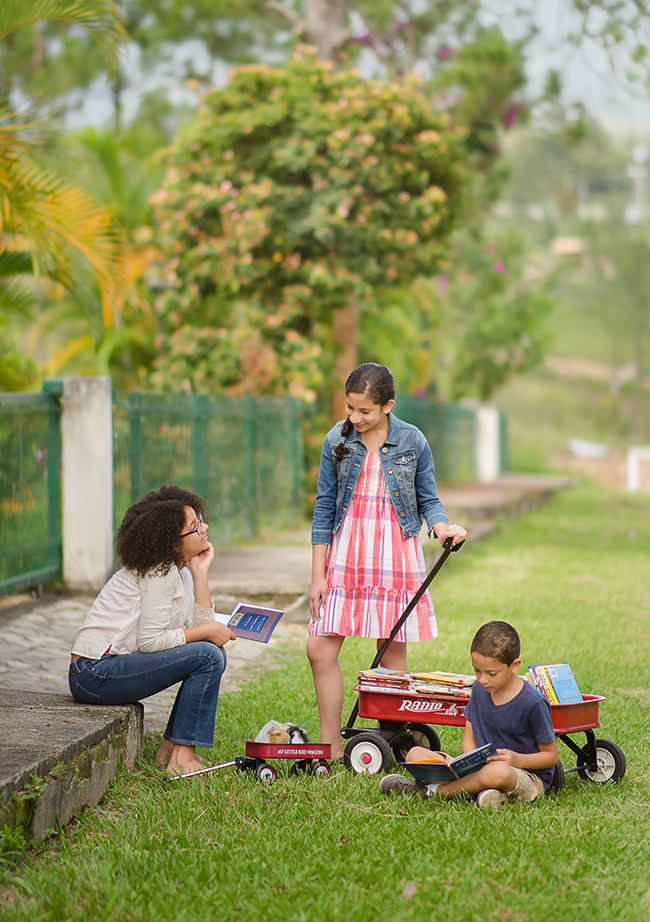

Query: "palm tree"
<box><xmin>0</xmin><ymin>0</ymin><xmax>128</xmax><ymax>390</ymax></box>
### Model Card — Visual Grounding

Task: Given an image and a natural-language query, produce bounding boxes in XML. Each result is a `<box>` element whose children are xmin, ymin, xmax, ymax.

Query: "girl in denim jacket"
<box><xmin>307</xmin><ymin>364</ymin><xmax>467</xmax><ymax>760</ymax></box>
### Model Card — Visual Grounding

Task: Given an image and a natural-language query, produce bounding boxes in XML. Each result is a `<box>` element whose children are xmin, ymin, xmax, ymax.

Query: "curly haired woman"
<box><xmin>69</xmin><ymin>484</ymin><xmax>236</xmax><ymax>777</ymax></box>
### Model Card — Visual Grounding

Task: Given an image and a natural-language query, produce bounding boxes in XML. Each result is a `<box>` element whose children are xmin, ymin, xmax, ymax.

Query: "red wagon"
<box><xmin>342</xmin><ymin>686</ymin><xmax>626</xmax><ymax>788</ymax></box>
<box><xmin>236</xmin><ymin>740</ymin><xmax>332</xmax><ymax>783</ymax></box>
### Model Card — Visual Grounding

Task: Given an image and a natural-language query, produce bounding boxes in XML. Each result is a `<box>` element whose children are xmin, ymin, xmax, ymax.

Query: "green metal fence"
<box><xmin>0</xmin><ymin>384</ymin><xmax>489</xmax><ymax>597</ymax></box>
<box><xmin>394</xmin><ymin>397</ymin><xmax>477</xmax><ymax>483</ymax></box>
<box><xmin>112</xmin><ymin>391</ymin><xmax>304</xmax><ymax>545</ymax></box>
<box><xmin>0</xmin><ymin>391</ymin><xmax>62</xmax><ymax>597</ymax></box>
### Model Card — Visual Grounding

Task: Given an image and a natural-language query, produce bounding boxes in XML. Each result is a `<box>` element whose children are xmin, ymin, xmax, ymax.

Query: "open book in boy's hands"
<box><xmin>403</xmin><ymin>743</ymin><xmax>499</xmax><ymax>783</ymax></box>
<box><xmin>213</xmin><ymin>602</ymin><xmax>283</xmax><ymax>643</ymax></box>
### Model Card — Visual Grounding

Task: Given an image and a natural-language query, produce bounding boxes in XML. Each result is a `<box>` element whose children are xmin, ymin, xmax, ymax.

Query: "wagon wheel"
<box><xmin>547</xmin><ymin>758</ymin><xmax>565</xmax><ymax>795</ymax></box>
<box><xmin>577</xmin><ymin>739</ymin><xmax>626</xmax><ymax>784</ymax></box>
<box><xmin>289</xmin><ymin>760</ymin><xmax>309</xmax><ymax>776</ymax></box>
<box><xmin>391</xmin><ymin>722</ymin><xmax>442</xmax><ymax>763</ymax></box>
<box><xmin>344</xmin><ymin>732</ymin><xmax>394</xmax><ymax>775</ymax></box>
<box><xmin>309</xmin><ymin>759</ymin><xmax>331</xmax><ymax>778</ymax></box>
<box><xmin>256</xmin><ymin>762</ymin><xmax>277</xmax><ymax>784</ymax></box>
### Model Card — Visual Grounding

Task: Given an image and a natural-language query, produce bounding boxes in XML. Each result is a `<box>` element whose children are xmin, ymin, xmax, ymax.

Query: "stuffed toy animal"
<box><xmin>255</xmin><ymin>721</ymin><xmax>309</xmax><ymax>744</ymax></box>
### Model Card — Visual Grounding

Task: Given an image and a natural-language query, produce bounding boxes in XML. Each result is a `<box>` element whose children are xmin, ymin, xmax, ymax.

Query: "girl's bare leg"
<box><xmin>377</xmin><ymin>638</ymin><xmax>407</xmax><ymax>671</ymax></box>
<box><xmin>307</xmin><ymin>634</ymin><xmax>346</xmax><ymax>760</ymax></box>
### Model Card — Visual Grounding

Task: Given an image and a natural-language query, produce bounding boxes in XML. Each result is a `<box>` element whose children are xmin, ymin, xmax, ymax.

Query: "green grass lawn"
<box><xmin>2</xmin><ymin>486</ymin><xmax>650</xmax><ymax>922</ymax></box>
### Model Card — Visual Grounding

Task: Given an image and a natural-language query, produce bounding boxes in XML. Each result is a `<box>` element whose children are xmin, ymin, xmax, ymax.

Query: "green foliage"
<box><xmin>361</xmin><ymin>227</ymin><xmax>555</xmax><ymax>401</ymax></box>
<box><xmin>150</xmin><ymin>48</ymin><xmax>469</xmax><ymax>397</ymax></box>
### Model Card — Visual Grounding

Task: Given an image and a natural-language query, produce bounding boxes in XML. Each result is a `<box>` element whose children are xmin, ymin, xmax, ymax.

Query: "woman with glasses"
<box><xmin>69</xmin><ymin>484</ymin><xmax>236</xmax><ymax>777</ymax></box>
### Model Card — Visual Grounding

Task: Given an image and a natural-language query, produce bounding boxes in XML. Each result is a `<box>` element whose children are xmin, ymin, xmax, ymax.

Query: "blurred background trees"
<box><xmin>2</xmin><ymin>0</ymin><xmax>650</xmax><ymax>475</ymax></box>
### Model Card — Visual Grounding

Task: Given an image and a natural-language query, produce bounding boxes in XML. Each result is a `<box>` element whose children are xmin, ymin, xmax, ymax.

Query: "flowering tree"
<box><xmin>149</xmin><ymin>48</ymin><xmax>468</xmax><ymax>397</ymax></box>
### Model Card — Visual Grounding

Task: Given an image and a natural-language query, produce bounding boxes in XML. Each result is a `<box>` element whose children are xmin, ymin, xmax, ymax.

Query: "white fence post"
<box><xmin>56</xmin><ymin>377</ymin><xmax>114</xmax><ymax>591</ymax></box>
<box><xmin>476</xmin><ymin>406</ymin><xmax>501</xmax><ymax>484</ymax></box>
<box><xmin>627</xmin><ymin>446</ymin><xmax>650</xmax><ymax>492</ymax></box>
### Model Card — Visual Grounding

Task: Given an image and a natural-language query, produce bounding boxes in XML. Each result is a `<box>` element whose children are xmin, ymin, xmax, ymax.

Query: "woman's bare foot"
<box><xmin>165</xmin><ymin>743</ymin><xmax>205</xmax><ymax>777</ymax></box>
<box><xmin>156</xmin><ymin>739</ymin><xmax>206</xmax><ymax>768</ymax></box>
<box><xmin>166</xmin><ymin>759</ymin><xmax>206</xmax><ymax>777</ymax></box>
<box><xmin>155</xmin><ymin>739</ymin><xmax>173</xmax><ymax>766</ymax></box>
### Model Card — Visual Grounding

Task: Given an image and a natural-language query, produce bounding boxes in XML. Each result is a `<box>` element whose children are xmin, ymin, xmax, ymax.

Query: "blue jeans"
<box><xmin>68</xmin><ymin>642</ymin><xmax>227</xmax><ymax>749</ymax></box>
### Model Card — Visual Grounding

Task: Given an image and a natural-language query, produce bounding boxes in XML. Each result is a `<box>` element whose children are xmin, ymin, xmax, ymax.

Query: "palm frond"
<box><xmin>0</xmin><ymin>158</ymin><xmax>121</xmax><ymax>325</ymax></box>
<box><xmin>0</xmin><ymin>249</ymin><xmax>34</xmax><ymax>276</ymax></box>
<box><xmin>0</xmin><ymin>275</ymin><xmax>36</xmax><ymax>317</ymax></box>
<box><xmin>0</xmin><ymin>0</ymin><xmax>127</xmax><ymax>67</ymax></box>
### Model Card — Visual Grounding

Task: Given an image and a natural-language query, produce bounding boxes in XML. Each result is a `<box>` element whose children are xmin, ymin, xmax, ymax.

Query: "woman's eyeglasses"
<box><xmin>180</xmin><ymin>510</ymin><xmax>203</xmax><ymax>538</ymax></box>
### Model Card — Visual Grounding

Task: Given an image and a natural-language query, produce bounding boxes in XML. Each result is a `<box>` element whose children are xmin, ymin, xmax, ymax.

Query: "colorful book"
<box><xmin>214</xmin><ymin>602</ymin><xmax>283</xmax><ymax>643</ymax></box>
<box><xmin>528</xmin><ymin>663</ymin><xmax>582</xmax><ymax>705</ymax></box>
<box><xmin>413</xmin><ymin>671</ymin><xmax>476</xmax><ymax>688</ymax></box>
<box><xmin>403</xmin><ymin>743</ymin><xmax>499</xmax><ymax>783</ymax></box>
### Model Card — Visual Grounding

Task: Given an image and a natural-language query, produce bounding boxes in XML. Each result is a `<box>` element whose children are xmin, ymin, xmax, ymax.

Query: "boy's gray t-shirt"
<box><xmin>464</xmin><ymin>679</ymin><xmax>556</xmax><ymax>789</ymax></box>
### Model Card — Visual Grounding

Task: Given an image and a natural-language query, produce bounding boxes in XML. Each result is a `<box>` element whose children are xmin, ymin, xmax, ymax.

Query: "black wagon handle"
<box><xmin>343</xmin><ymin>536</ymin><xmax>464</xmax><ymax>732</ymax></box>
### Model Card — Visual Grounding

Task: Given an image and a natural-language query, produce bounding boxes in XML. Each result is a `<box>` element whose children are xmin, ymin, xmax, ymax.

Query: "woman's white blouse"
<box><xmin>70</xmin><ymin>566</ymin><xmax>215</xmax><ymax>659</ymax></box>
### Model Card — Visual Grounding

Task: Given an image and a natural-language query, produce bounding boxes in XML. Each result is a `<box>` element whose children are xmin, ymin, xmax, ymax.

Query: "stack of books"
<box><xmin>410</xmin><ymin>671</ymin><xmax>475</xmax><ymax>698</ymax></box>
<box><xmin>356</xmin><ymin>668</ymin><xmax>474</xmax><ymax>699</ymax></box>
<box><xmin>357</xmin><ymin>668</ymin><xmax>412</xmax><ymax>692</ymax></box>
<box><xmin>527</xmin><ymin>663</ymin><xmax>583</xmax><ymax>705</ymax></box>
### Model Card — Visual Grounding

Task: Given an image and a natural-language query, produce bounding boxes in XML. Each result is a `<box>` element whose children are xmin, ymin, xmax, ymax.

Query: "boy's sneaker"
<box><xmin>379</xmin><ymin>773</ymin><xmax>426</xmax><ymax>797</ymax></box>
<box><xmin>476</xmin><ymin>788</ymin><xmax>508</xmax><ymax>809</ymax></box>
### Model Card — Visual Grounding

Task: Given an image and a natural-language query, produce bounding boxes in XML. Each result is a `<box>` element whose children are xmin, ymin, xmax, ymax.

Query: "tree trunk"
<box><xmin>304</xmin><ymin>0</ymin><xmax>350</xmax><ymax>62</ymax></box>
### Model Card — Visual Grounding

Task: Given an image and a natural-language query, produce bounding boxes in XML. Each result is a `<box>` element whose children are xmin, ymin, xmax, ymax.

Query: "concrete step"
<box><xmin>0</xmin><ymin>689</ymin><xmax>142</xmax><ymax>840</ymax></box>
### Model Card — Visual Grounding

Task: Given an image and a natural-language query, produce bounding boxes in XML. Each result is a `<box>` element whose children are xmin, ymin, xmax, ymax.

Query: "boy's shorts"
<box><xmin>509</xmin><ymin>768</ymin><xmax>545</xmax><ymax>802</ymax></box>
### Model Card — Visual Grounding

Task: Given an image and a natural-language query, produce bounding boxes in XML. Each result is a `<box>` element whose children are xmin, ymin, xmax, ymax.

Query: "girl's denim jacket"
<box><xmin>311</xmin><ymin>414</ymin><xmax>449</xmax><ymax>545</ymax></box>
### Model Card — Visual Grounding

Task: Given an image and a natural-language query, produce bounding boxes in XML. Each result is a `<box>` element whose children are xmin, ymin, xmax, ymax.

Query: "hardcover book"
<box><xmin>214</xmin><ymin>602</ymin><xmax>284</xmax><ymax>643</ymax></box>
<box><xmin>403</xmin><ymin>743</ymin><xmax>499</xmax><ymax>783</ymax></box>
<box><xmin>528</xmin><ymin>663</ymin><xmax>582</xmax><ymax>705</ymax></box>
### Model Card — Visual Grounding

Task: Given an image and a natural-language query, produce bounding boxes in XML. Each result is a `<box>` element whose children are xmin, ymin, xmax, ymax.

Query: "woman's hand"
<box><xmin>190</xmin><ymin>542</ymin><xmax>214</xmax><ymax>573</ymax></box>
<box><xmin>433</xmin><ymin>522</ymin><xmax>467</xmax><ymax>547</ymax></box>
<box><xmin>184</xmin><ymin>621</ymin><xmax>236</xmax><ymax>647</ymax></box>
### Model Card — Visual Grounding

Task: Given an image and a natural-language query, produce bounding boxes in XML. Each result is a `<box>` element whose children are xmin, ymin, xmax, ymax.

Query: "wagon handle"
<box><xmin>343</xmin><ymin>536</ymin><xmax>464</xmax><ymax>733</ymax></box>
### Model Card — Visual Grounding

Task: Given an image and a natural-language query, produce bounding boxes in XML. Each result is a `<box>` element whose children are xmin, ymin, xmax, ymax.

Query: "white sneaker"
<box><xmin>476</xmin><ymin>788</ymin><xmax>508</xmax><ymax>809</ymax></box>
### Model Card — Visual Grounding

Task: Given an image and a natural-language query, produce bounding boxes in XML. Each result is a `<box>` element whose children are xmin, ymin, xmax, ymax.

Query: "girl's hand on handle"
<box><xmin>433</xmin><ymin>522</ymin><xmax>467</xmax><ymax>547</ymax></box>
<box><xmin>309</xmin><ymin>577</ymin><xmax>328</xmax><ymax>619</ymax></box>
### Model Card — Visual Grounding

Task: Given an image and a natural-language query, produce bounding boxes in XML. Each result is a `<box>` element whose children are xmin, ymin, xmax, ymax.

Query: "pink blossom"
<box><xmin>493</xmin><ymin>261</ymin><xmax>505</xmax><ymax>273</ymax></box>
<box><xmin>501</xmin><ymin>103</ymin><xmax>525</xmax><ymax>130</ymax></box>
<box><xmin>437</xmin><ymin>46</ymin><xmax>453</xmax><ymax>59</ymax></box>
<box><xmin>487</xmin><ymin>241</ymin><xmax>497</xmax><ymax>254</ymax></box>
<box><xmin>438</xmin><ymin>274</ymin><xmax>448</xmax><ymax>294</ymax></box>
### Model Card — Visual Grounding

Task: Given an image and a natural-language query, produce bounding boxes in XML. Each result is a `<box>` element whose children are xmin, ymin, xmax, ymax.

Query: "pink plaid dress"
<box><xmin>310</xmin><ymin>451</ymin><xmax>437</xmax><ymax>641</ymax></box>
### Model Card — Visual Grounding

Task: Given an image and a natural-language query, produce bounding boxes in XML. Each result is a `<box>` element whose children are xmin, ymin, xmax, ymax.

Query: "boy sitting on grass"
<box><xmin>380</xmin><ymin>621</ymin><xmax>559</xmax><ymax>808</ymax></box>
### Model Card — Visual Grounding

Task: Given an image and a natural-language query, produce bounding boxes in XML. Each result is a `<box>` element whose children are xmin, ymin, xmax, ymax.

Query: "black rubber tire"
<box><xmin>289</xmin><ymin>760</ymin><xmax>309</xmax><ymax>776</ymax></box>
<box><xmin>310</xmin><ymin>760</ymin><xmax>331</xmax><ymax>777</ymax></box>
<box><xmin>390</xmin><ymin>722</ymin><xmax>442</xmax><ymax>763</ymax></box>
<box><xmin>407</xmin><ymin>723</ymin><xmax>442</xmax><ymax>751</ymax></box>
<box><xmin>577</xmin><ymin>739</ymin><xmax>626</xmax><ymax>783</ymax></box>
<box><xmin>344</xmin><ymin>732</ymin><xmax>394</xmax><ymax>775</ymax></box>
<box><xmin>547</xmin><ymin>758</ymin><xmax>565</xmax><ymax>795</ymax></box>
<box><xmin>256</xmin><ymin>763</ymin><xmax>277</xmax><ymax>784</ymax></box>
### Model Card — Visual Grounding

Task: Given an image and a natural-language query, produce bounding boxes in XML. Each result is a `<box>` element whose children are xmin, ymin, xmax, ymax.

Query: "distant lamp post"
<box><xmin>625</xmin><ymin>144</ymin><xmax>650</xmax><ymax>225</ymax></box>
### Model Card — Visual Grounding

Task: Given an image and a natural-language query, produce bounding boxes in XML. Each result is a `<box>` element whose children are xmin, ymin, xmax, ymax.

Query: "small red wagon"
<box><xmin>236</xmin><ymin>740</ymin><xmax>332</xmax><ymax>783</ymax></box>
